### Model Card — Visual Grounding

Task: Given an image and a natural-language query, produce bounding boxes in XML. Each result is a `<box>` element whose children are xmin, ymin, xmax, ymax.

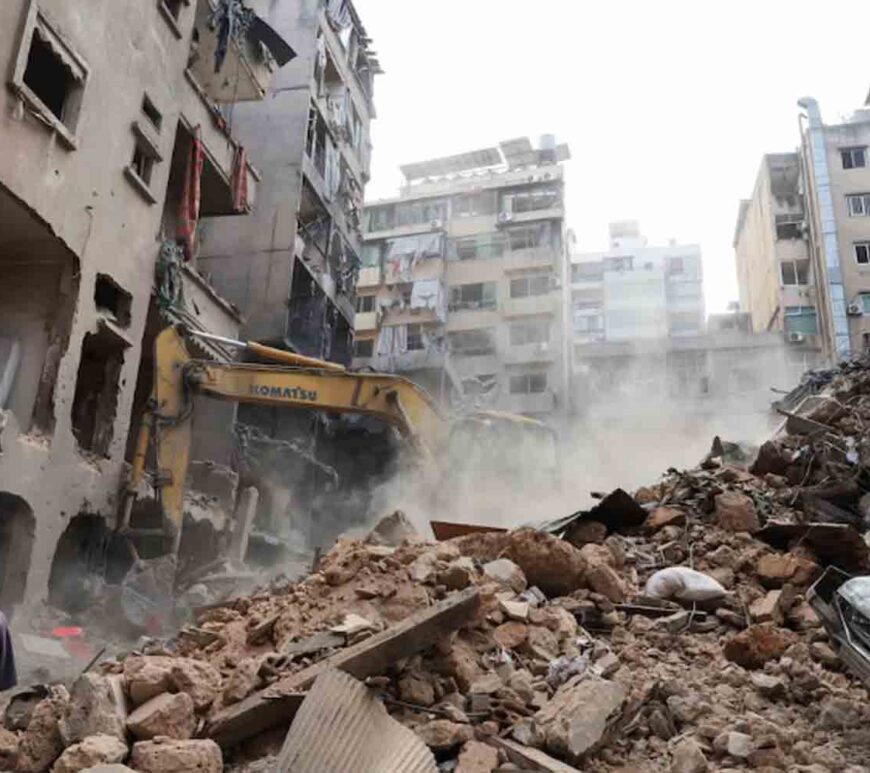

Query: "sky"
<box><xmin>353</xmin><ymin>0</ymin><xmax>870</xmax><ymax>314</ymax></box>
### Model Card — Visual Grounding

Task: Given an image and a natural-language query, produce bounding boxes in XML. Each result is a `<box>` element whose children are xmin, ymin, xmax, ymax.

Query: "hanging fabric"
<box><xmin>177</xmin><ymin>126</ymin><xmax>204</xmax><ymax>262</ymax></box>
<box><xmin>231</xmin><ymin>145</ymin><xmax>249</xmax><ymax>213</ymax></box>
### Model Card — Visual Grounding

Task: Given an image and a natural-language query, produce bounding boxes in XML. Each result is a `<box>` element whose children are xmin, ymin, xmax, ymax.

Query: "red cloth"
<box><xmin>177</xmin><ymin>125</ymin><xmax>204</xmax><ymax>262</ymax></box>
<box><xmin>232</xmin><ymin>145</ymin><xmax>249</xmax><ymax>213</ymax></box>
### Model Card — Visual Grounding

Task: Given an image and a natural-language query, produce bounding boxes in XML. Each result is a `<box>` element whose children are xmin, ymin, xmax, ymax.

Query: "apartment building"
<box><xmin>735</xmin><ymin>101</ymin><xmax>870</xmax><ymax>362</ymax></box>
<box><xmin>0</xmin><ymin>0</ymin><xmax>291</xmax><ymax>608</ymax></box>
<box><xmin>354</xmin><ymin>137</ymin><xmax>571</xmax><ymax>420</ymax></box>
<box><xmin>199</xmin><ymin>0</ymin><xmax>379</xmax><ymax>366</ymax></box>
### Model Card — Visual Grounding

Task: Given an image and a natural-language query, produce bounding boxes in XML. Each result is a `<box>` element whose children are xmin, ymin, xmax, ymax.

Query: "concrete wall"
<box><xmin>0</xmin><ymin>0</ymin><xmax>248</xmax><ymax>606</ymax></box>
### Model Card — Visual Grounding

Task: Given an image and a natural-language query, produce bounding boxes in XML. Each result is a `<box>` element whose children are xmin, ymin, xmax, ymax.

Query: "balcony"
<box><xmin>366</xmin><ymin>221</ymin><xmax>445</xmax><ymax>241</ymax></box>
<box><xmin>189</xmin><ymin>0</ymin><xmax>294</xmax><ymax>103</ymax></box>
<box><xmin>354</xmin><ymin>310</ymin><xmax>379</xmax><ymax>332</ymax></box>
<box><xmin>357</xmin><ymin>266</ymin><xmax>381</xmax><ymax>288</ymax></box>
<box><xmin>501</xmin><ymin>390</ymin><xmax>556</xmax><ymax>415</ymax></box>
<box><xmin>503</xmin><ymin>247</ymin><xmax>556</xmax><ymax>273</ymax></box>
<box><xmin>503</xmin><ymin>342</ymin><xmax>556</xmax><ymax>364</ymax></box>
<box><xmin>502</xmin><ymin>294</ymin><xmax>557</xmax><ymax>317</ymax></box>
<box><xmin>497</xmin><ymin>207</ymin><xmax>564</xmax><ymax>226</ymax></box>
<box><xmin>387</xmin><ymin>349</ymin><xmax>446</xmax><ymax>373</ymax></box>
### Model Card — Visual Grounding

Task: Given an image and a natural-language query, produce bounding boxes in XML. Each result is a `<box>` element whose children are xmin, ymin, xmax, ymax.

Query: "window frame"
<box><xmin>9</xmin><ymin>6</ymin><xmax>90</xmax><ymax>149</ymax></box>
<box><xmin>847</xmin><ymin>194</ymin><xmax>870</xmax><ymax>217</ymax></box>
<box><xmin>842</xmin><ymin>147</ymin><xmax>867</xmax><ymax>170</ymax></box>
<box><xmin>448</xmin><ymin>282</ymin><xmax>497</xmax><ymax>312</ymax></box>
<box><xmin>509</xmin><ymin>371</ymin><xmax>548</xmax><ymax>395</ymax></box>
<box><xmin>856</xmin><ymin>242</ymin><xmax>870</xmax><ymax>266</ymax></box>
<box><xmin>353</xmin><ymin>338</ymin><xmax>374</xmax><ymax>358</ymax></box>
<box><xmin>356</xmin><ymin>294</ymin><xmax>376</xmax><ymax>313</ymax></box>
<box><xmin>406</xmin><ymin>323</ymin><xmax>424</xmax><ymax>351</ymax></box>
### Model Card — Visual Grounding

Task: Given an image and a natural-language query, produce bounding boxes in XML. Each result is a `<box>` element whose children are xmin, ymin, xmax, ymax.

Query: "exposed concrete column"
<box><xmin>230</xmin><ymin>486</ymin><xmax>259</xmax><ymax>564</ymax></box>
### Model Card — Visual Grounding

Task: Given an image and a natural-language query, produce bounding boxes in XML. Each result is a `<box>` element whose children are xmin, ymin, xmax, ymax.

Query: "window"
<box><xmin>784</xmin><ymin>306</ymin><xmax>819</xmax><ymax>335</ymax></box>
<box><xmin>361</xmin><ymin>243</ymin><xmax>382</xmax><ymax>268</ymax></box>
<box><xmin>94</xmin><ymin>275</ymin><xmax>132</xmax><ymax>327</ymax></box>
<box><xmin>142</xmin><ymin>94</ymin><xmax>162</xmax><ymax>132</ymax></box>
<box><xmin>603</xmin><ymin>255</ymin><xmax>634</xmax><ymax>271</ymax></box>
<box><xmin>395</xmin><ymin>199</ymin><xmax>447</xmax><ymax>228</ymax></box>
<box><xmin>506</xmin><ymin>224</ymin><xmax>550</xmax><ymax>252</ymax></box>
<box><xmin>407</xmin><ymin>324</ymin><xmax>424</xmax><ymax>351</ymax></box>
<box><xmin>667</xmin><ymin>257</ymin><xmax>684</xmax><ymax>275</ymax></box>
<box><xmin>450</xmin><ymin>234</ymin><xmax>505</xmax><ymax>261</ymax></box>
<box><xmin>356</xmin><ymin>295</ymin><xmax>375</xmax><ymax>313</ymax></box>
<box><xmin>501</xmin><ymin>186</ymin><xmax>560</xmax><ymax>214</ymax></box>
<box><xmin>509</xmin><ymin>372</ymin><xmax>548</xmax><ymax>394</ymax></box>
<box><xmin>509</xmin><ymin>321</ymin><xmax>550</xmax><ymax>346</ymax></box>
<box><xmin>162</xmin><ymin>0</ymin><xmax>185</xmax><ymax>20</ymax></box>
<box><xmin>510</xmin><ymin>275</ymin><xmax>550</xmax><ymax>298</ymax></box>
<box><xmin>125</xmin><ymin>122</ymin><xmax>163</xmax><ymax>202</ymax></box>
<box><xmin>354</xmin><ymin>339</ymin><xmax>374</xmax><ymax>358</ymax></box>
<box><xmin>861</xmin><ymin>294</ymin><xmax>870</xmax><ymax>314</ymax></box>
<box><xmin>842</xmin><ymin>147</ymin><xmax>867</xmax><ymax>170</ymax></box>
<box><xmin>574</xmin><ymin>314</ymin><xmax>604</xmax><ymax>334</ymax></box>
<box><xmin>856</xmin><ymin>243</ymin><xmax>870</xmax><ymax>265</ymax></box>
<box><xmin>780</xmin><ymin>260</ymin><xmax>809</xmax><ymax>286</ymax></box>
<box><xmin>449</xmin><ymin>282</ymin><xmax>497</xmax><ymax>311</ymax></box>
<box><xmin>775</xmin><ymin>213</ymin><xmax>803</xmax><ymax>240</ymax></box>
<box><xmin>12</xmin><ymin>11</ymin><xmax>88</xmax><ymax>145</ymax></box>
<box><xmin>572</xmin><ymin>262</ymin><xmax>603</xmax><ymax>282</ymax></box>
<box><xmin>453</xmin><ymin>192</ymin><xmax>495</xmax><ymax>218</ymax></box>
<box><xmin>367</xmin><ymin>205</ymin><xmax>394</xmax><ymax>232</ymax></box>
<box><xmin>847</xmin><ymin>194</ymin><xmax>870</xmax><ymax>217</ymax></box>
<box><xmin>448</xmin><ymin>329</ymin><xmax>496</xmax><ymax>355</ymax></box>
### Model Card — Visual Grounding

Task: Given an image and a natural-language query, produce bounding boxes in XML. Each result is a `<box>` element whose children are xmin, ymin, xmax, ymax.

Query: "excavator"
<box><xmin>120</xmin><ymin>324</ymin><xmax>560</xmax><ymax>563</ymax></box>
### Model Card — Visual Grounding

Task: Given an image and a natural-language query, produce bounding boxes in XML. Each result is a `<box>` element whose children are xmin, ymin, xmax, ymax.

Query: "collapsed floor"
<box><xmin>3</xmin><ymin>362</ymin><xmax>870</xmax><ymax>771</ymax></box>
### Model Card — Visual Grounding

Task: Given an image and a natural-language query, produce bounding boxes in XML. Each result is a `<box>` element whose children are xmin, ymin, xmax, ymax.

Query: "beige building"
<box><xmin>0</xmin><ymin>0</ymin><xmax>291</xmax><ymax>609</ymax></box>
<box><xmin>355</xmin><ymin>138</ymin><xmax>571</xmax><ymax>420</ymax></box>
<box><xmin>735</xmin><ymin>101</ymin><xmax>870</xmax><ymax>362</ymax></box>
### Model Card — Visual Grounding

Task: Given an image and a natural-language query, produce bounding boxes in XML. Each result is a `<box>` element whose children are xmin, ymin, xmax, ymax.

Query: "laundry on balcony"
<box><xmin>410</xmin><ymin>278</ymin><xmax>447</xmax><ymax>322</ymax></box>
<box><xmin>177</xmin><ymin>126</ymin><xmax>203</xmax><ymax>261</ymax></box>
<box><xmin>383</xmin><ymin>234</ymin><xmax>443</xmax><ymax>283</ymax></box>
<box><xmin>375</xmin><ymin>324</ymin><xmax>408</xmax><ymax>358</ymax></box>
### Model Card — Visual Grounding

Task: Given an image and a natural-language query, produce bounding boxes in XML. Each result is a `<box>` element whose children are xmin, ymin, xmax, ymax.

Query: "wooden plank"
<box><xmin>205</xmin><ymin>587</ymin><xmax>481</xmax><ymax>747</ymax></box>
<box><xmin>488</xmin><ymin>737</ymin><xmax>580</xmax><ymax>772</ymax></box>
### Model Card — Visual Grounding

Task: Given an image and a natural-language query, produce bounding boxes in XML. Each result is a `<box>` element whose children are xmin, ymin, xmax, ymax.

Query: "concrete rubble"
<box><xmin>3</xmin><ymin>360</ymin><xmax>870</xmax><ymax>771</ymax></box>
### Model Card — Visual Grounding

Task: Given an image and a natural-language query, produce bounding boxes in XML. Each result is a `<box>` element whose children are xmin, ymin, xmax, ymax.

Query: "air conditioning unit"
<box><xmin>497</xmin><ymin>212</ymin><xmax>514</xmax><ymax>224</ymax></box>
<box><xmin>847</xmin><ymin>302</ymin><xmax>863</xmax><ymax>316</ymax></box>
<box><xmin>787</xmin><ymin>332</ymin><xmax>805</xmax><ymax>343</ymax></box>
<box><xmin>429</xmin><ymin>219</ymin><xmax>444</xmax><ymax>230</ymax></box>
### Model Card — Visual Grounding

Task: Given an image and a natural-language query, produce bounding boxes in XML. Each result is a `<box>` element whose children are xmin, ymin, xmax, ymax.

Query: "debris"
<box><xmin>712</xmin><ymin>730</ymin><xmax>753</xmax><ymax>759</ymax></box>
<box><xmin>809</xmin><ymin>641</ymin><xmax>839</xmax><ymax>667</ymax></box>
<box><xmin>646</xmin><ymin>506</ymin><xmax>687</xmax><ymax>530</ymax></box>
<box><xmin>722</xmin><ymin>625</ymin><xmax>796</xmax><ymax>669</ymax></box>
<box><xmin>59</xmin><ymin>673</ymin><xmax>127</xmax><ymax>745</ymax></box>
<box><xmin>130</xmin><ymin>737</ymin><xmax>223</xmax><ymax>773</ymax></box>
<box><xmin>533</xmin><ymin>677</ymin><xmax>627</xmax><ymax>762</ymax></box>
<box><xmin>670</xmin><ymin>736</ymin><xmax>708</xmax><ymax>773</ymax></box>
<box><xmin>482</xmin><ymin>559</ymin><xmax>527</xmax><ymax>593</ymax></box>
<box><xmin>714</xmin><ymin>491</ymin><xmax>760</xmax><ymax>533</ymax></box>
<box><xmin>456</xmin><ymin>739</ymin><xmax>499</xmax><ymax>773</ymax></box>
<box><xmin>206</xmin><ymin>587</ymin><xmax>480</xmax><ymax>746</ymax></box>
<box><xmin>330</xmin><ymin>613</ymin><xmax>375</xmax><ymax>636</ymax></box>
<box><xmin>644</xmin><ymin>567</ymin><xmax>727</xmax><ymax>602</ymax></box>
<box><xmin>488</xmin><ymin>736</ymin><xmax>580</xmax><ymax>772</ymax></box>
<box><xmin>126</xmin><ymin>692</ymin><xmax>196</xmax><ymax>741</ymax></box>
<box><xmin>274</xmin><ymin>669</ymin><xmax>437</xmax><ymax>772</ymax></box>
<box><xmin>16</xmin><ymin>685</ymin><xmax>68</xmax><ymax>773</ymax></box>
<box><xmin>367</xmin><ymin>510</ymin><xmax>419</xmax><ymax>546</ymax></box>
<box><xmin>756</xmin><ymin>522</ymin><xmax>870</xmax><ymax>573</ymax></box>
<box><xmin>415</xmin><ymin>719</ymin><xmax>475</xmax><ymax>751</ymax></box>
<box><xmin>52</xmin><ymin>734</ymin><xmax>129</xmax><ymax>773</ymax></box>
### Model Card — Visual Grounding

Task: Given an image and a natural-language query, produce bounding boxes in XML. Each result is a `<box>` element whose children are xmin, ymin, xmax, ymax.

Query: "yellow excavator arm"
<box><xmin>121</xmin><ymin>326</ymin><xmax>445</xmax><ymax>555</ymax></box>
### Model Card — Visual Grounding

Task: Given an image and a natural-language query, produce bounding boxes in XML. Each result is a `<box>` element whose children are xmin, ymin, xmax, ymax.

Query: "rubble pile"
<box><xmin>4</xmin><ymin>364</ymin><xmax>870</xmax><ymax>771</ymax></box>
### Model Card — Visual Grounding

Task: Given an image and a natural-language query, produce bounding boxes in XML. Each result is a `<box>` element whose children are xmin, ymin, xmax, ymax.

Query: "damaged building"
<box><xmin>0</xmin><ymin>0</ymin><xmax>293</xmax><ymax>609</ymax></box>
<box><xmin>355</xmin><ymin>137</ymin><xmax>571</xmax><ymax>421</ymax></box>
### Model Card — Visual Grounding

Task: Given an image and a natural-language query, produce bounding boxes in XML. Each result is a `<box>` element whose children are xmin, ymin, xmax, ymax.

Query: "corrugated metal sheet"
<box><xmin>274</xmin><ymin>669</ymin><xmax>438</xmax><ymax>773</ymax></box>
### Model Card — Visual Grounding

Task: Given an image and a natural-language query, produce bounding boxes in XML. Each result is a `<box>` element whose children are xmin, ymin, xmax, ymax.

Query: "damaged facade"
<box><xmin>355</xmin><ymin>137</ymin><xmax>571</xmax><ymax>420</ymax></box>
<box><xmin>0</xmin><ymin>0</ymin><xmax>291</xmax><ymax>608</ymax></box>
<box><xmin>735</xmin><ymin>100</ymin><xmax>870</xmax><ymax>362</ymax></box>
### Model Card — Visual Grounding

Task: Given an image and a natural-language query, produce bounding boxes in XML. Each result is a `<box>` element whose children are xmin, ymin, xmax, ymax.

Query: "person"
<box><xmin>0</xmin><ymin>611</ymin><xmax>17</xmax><ymax>691</ymax></box>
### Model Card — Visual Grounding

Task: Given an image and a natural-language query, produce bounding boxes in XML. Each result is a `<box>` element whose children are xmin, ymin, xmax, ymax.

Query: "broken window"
<box><xmin>126</xmin><ymin>120</ymin><xmax>163</xmax><ymax>202</ymax></box>
<box><xmin>775</xmin><ymin>213</ymin><xmax>803</xmax><ymax>240</ymax></box>
<box><xmin>509</xmin><ymin>372</ymin><xmax>547</xmax><ymax>394</ymax></box>
<box><xmin>842</xmin><ymin>147</ymin><xmax>867</xmax><ymax>170</ymax></box>
<box><xmin>356</xmin><ymin>294</ymin><xmax>376</xmax><ymax>313</ymax></box>
<box><xmin>71</xmin><ymin>327</ymin><xmax>127</xmax><ymax>457</ymax></box>
<box><xmin>448</xmin><ymin>282</ymin><xmax>497</xmax><ymax>311</ymax></box>
<box><xmin>847</xmin><ymin>194</ymin><xmax>870</xmax><ymax>217</ymax></box>
<box><xmin>448</xmin><ymin>328</ymin><xmax>496</xmax><ymax>355</ymax></box>
<box><xmin>14</xmin><ymin>11</ymin><xmax>88</xmax><ymax>143</ymax></box>
<box><xmin>407</xmin><ymin>324</ymin><xmax>424</xmax><ymax>351</ymax></box>
<box><xmin>780</xmin><ymin>260</ymin><xmax>809</xmax><ymax>286</ymax></box>
<box><xmin>354</xmin><ymin>339</ymin><xmax>374</xmax><ymax>358</ymax></box>
<box><xmin>784</xmin><ymin>306</ymin><xmax>818</xmax><ymax>335</ymax></box>
<box><xmin>510</xmin><ymin>274</ymin><xmax>550</xmax><ymax>298</ymax></box>
<box><xmin>94</xmin><ymin>274</ymin><xmax>132</xmax><ymax>327</ymax></box>
<box><xmin>855</xmin><ymin>242</ymin><xmax>870</xmax><ymax>265</ymax></box>
<box><xmin>509</xmin><ymin>321</ymin><xmax>550</xmax><ymax>346</ymax></box>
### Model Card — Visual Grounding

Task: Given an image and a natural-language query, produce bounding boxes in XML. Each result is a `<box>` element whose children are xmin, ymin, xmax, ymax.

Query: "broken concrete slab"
<box><xmin>126</xmin><ymin>692</ymin><xmax>196</xmax><ymax>741</ymax></box>
<box><xmin>130</xmin><ymin>737</ymin><xmax>223</xmax><ymax>773</ymax></box>
<box><xmin>714</xmin><ymin>491</ymin><xmax>759</xmax><ymax>533</ymax></box>
<box><xmin>367</xmin><ymin>510</ymin><xmax>419</xmax><ymax>547</ymax></box>
<box><xmin>206</xmin><ymin>587</ymin><xmax>481</xmax><ymax>747</ymax></box>
<box><xmin>415</xmin><ymin>719</ymin><xmax>474</xmax><ymax>752</ymax></box>
<box><xmin>482</xmin><ymin>559</ymin><xmax>527</xmax><ymax>594</ymax></box>
<box><xmin>59</xmin><ymin>673</ymin><xmax>127</xmax><ymax>745</ymax></box>
<box><xmin>670</xmin><ymin>736</ymin><xmax>708</xmax><ymax>773</ymax></box>
<box><xmin>123</xmin><ymin>656</ymin><xmax>175</xmax><ymax>706</ymax></box>
<box><xmin>274</xmin><ymin>669</ymin><xmax>437</xmax><ymax>772</ymax></box>
<box><xmin>456</xmin><ymin>739</ymin><xmax>499</xmax><ymax>773</ymax></box>
<box><xmin>52</xmin><ymin>734</ymin><xmax>129</xmax><ymax>773</ymax></box>
<box><xmin>723</xmin><ymin>625</ymin><xmax>797</xmax><ymax>669</ymax></box>
<box><xmin>533</xmin><ymin>677</ymin><xmax>627</xmax><ymax>762</ymax></box>
<box><xmin>487</xmin><ymin>736</ymin><xmax>581</xmax><ymax>772</ymax></box>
